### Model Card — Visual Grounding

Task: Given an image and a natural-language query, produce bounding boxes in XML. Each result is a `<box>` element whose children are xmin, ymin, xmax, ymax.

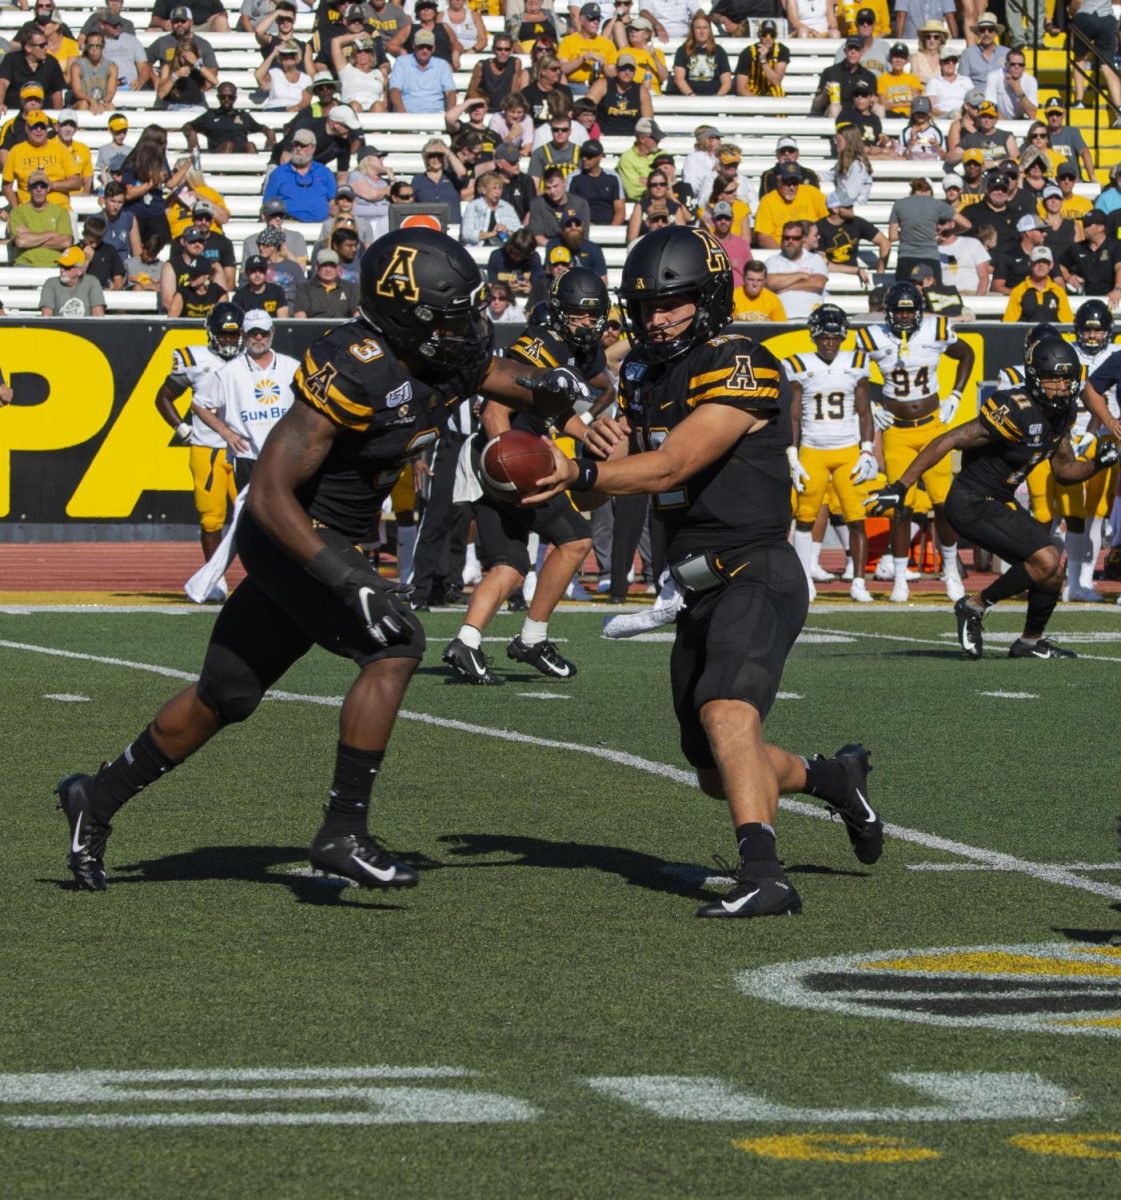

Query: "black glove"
<box><xmin>864</xmin><ymin>480</ymin><xmax>908</xmax><ymax>516</ymax></box>
<box><xmin>306</xmin><ymin>548</ymin><xmax>411</xmax><ymax>650</ymax></box>
<box><xmin>516</xmin><ymin>366</ymin><xmax>592</xmax><ymax>419</ymax></box>
<box><xmin>1095</xmin><ymin>436</ymin><xmax>1119</xmax><ymax>469</ymax></box>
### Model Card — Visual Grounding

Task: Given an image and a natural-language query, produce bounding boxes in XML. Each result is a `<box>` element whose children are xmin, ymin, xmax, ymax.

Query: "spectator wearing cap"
<box><xmin>983</xmin><ymin>48</ymin><xmax>1037</xmax><ymax>121</ymax></box>
<box><xmin>898</xmin><ymin>94</ymin><xmax>946</xmax><ymax>159</ymax></box>
<box><xmin>758</xmin><ymin>137</ymin><xmax>820</xmax><ymax>197</ymax></box>
<box><xmin>248</xmin><ymin>226</ymin><xmax>306</xmax><ymax>307</ymax></box>
<box><xmin>306</xmin><ymin>72</ymin><xmax>341</xmax><ymax>117</ymax></box>
<box><xmin>333</xmin><ymin>30</ymin><xmax>389</xmax><ymax>112</ymax></box>
<box><xmin>527</xmin><ymin>242</ymin><xmax>572</xmax><ymax>308</ymax></box>
<box><xmin>614</xmin><ymin>15</ymin><xmax>668</xmax><ymax>93</ymax></box>
<box><xmin>671</xmin><ymin>10</ymin><xmax>730</xmax><ymax>97</ymax></box>
<box><xmin>94</xmin><ymin>112</ymin><xmax>131</xmax><ymax>177</ymax></box>
<box><xmin>81</xmin><ymin>0</ymin><xmax>136</xmax><ymax>40</ymax></box>
<box><xmin>70</xmin><ymin>29</ymin><xmax>119</xmax><ymax>114</ymax></box>
<box><xmin>960</xmin><ymin>171</ymin><xmax>1020</xmax><ymax>254</ymax></box>
<box><xmin>547</xmin><ymin>208</ymin><xmax>608</xmax><ymax>278</ymax></box>
<box><xmin>704</xmin><ymin>199</ymin><xmax>751</xmax><ymax>288</ymax></box>
<box><xmin>949</xmin><ymin>98</ymin><xmax>1017</xmax><ymax>167</ymax></box>
<box><xmin>493</xmin><ymin>139</ymin><xmax>536</xmax><ymax>220</ymax></box>
<box><xmin>528</xmin><ymin>113</ymin><xmax>581</xmax><ymax>186</ymax></box>
<box><xmin>262</xmin><ymin>127</ymin><xmax>336</xmax><ymax>221</ymax></box>
<box><xmin>1060</xmin><ymin>209</ymin><xmax>1121</xmax><ymax>304</ymax></box>
<box><xmin>460</xmin><ymin>169</ymin><xmax>521</xmax><ymax>245</ymax></box>
<box><xmin>835</xmin><ymin>82</ymin><xmax>892</xmax><ymax>156</ymax></box>
<box><xmin>732</xmin><ymin>259</ymin><xmax>785</xmax><ymax>322</ymax></box>
<box><xmin>95</xmin><ymin>11</ymin><xmax>151</xmax><ymax>91</ymax></box>
<box><xmin>182</xmin><ymin>200</ymin><xmax>237</xmax><ymax>287</ymax></box>
<box><xmin>2</xmin><ymin>111</ymin><xmax>81</xmax><ymax>209</ymax></box>
<box><xmin>942</xmin><ymin>87</ymin><xmax>984</xmax><ymax>159</ymax></box>
<box><xmin>1004</xmin><ymin>247</ymin><xmax>1073</xmax><ymax>322</ymax></box>
<box><xmin>149</xmin><ymin>0</ymin><xmax>229</xmax><ymax>34</ymax></box>
<box><xmin>147</xmin><ymin>8</ymin><xmax>220</xmax><ymax>77</ymax></box>
<box><xmin>0</xmin><ymin>25</ymin><xmax>66</xmax><ymax>110</ymax></box>
<box><xmin>894</xmin><ymin>0</ymin><xmax>957</xmax><ymax>41</ymax></box>
<box><xmin>9</xmin><ymin>168</ymin><xmax>73</xmax><ymax>266</ymax></box>
<box><xmin>754</xmin><ymin>162</ymin><xmax>827</xmax><ymax>250</ymax></box>
<box><xmin>924</xmin><ymin>43</ymin><xmax>969</xmax><ymax>117</ymax></box>
<box><xmin>1018</xmin><ymin>142</ymin><xmax>1053</xmax><ymax>206</ymax></box>
<box><xmin>733</xmin><ymin>20</ymin><xmax>789</xmax><ymax>97</ymax></box>
<box><xmin>812</xmin><ymin>37</ymin><xmax>876</xmax><ymax>116</ymax></box>
<box><xmin>907</xmin><ymin>259</ymin><xmax>973</xmax><ymax>318</ymax></box>
<box><xmin>877</xmin><ymin>42</ymin><xmax>921</xmax><ymax>116</ymax></box>
<box><xmin>992</xmin><ymin>213</ymin><xmax>1048</xmax><ymax>293</ymax></box>
<box><xmin>889</xmin><ymin>176</ymin><xmax>962</xmax><ymax>282</ymax></box>
<box><xmin>816</xmin><ymin>189</ymin><xmax>888</xmax><ymax>283</ymax></box>
<box><xmin>557</xmin><ymin>5</ymin><xmax>617</xmax><ymax>95</ymax></box>
<box><xmin>1039</xmin><ymin>183</ymin><xmax>1077</xmax><ymax>265</ymax></box>
<box><xmin>40</xmin><ymin>245</ymin><xmax>107</xmax><ymax>316</ymax></box>
<box><xmin>232</xmin><ymin>254</ymin><xmax>289</xmax><ymax>317</ymax></box>
<box><xmin>256</xmin><ymin>39</ymin><xmax>311</xmax><ymax>110</ymax></box>
<box><xmin>568</xmin><ymin>138</ymin><xmax>625</xmax><ymax>224</ymax></box>
<box><xmin>319</xmin><ymin>184</ymin><xmax>375</xmax><ymax>247</ymax></box>
<box><xmin>0</xmin><ymin>83</ymin><xmax>48</xmax><ymax>163</ymax></box>
<box><xmin>941</xmin><ymin>171</ymin><xmax>964</xmax><ymax>208</ymax></box>
<box><xmin>79</xmin><ymin>215</ymin><xmax>127</xmax><ymax>290</ymax></box>
<box><xmin>389</xmin><ymin>0</ymin><xmax>459</xmax><ymax>69</ymax></box>
<box><xmin>1042</xmin><ymin>98</ymin><xmax>1094</xmax><ymax>182</ymax></box>
<box><xmin>528</xmin><ymin>166</ymin><xmax>591</xmax><ymax>244</ymax></box>
<box><xmin>680</xmin><ymin>125</ymin><xmax>720</xmax><ymax>209</ymax></box>
<box><xmin>935</xmin><ymin>216</ymin><xmax>991</xmax><ymax>294</ymax></box>
<box><xmin>627</xmin><ymin>167</ymin><xmax>686</xmax><ymax>240</ymax></box>
<box><xmin>1055</xmin><ymin>161</ymin><xmax>1091</xmax><ymax>227</ymax></box>
<box><xmin>159</xmin><ymin>222</ymin><xmax>223</xmax><ymax>310</ymax></box>
<box><xmin>832</xmin><ymin>7</ymin><xmax>891</xmax><ymax>75</ymax></box>
<box><xmin>955</xmin><ymin>147</ymin><xmax>986</xmax><ymax>204</ymax></box>
<box><xmin>587</xmin><ymin>51</ymin><xmax>652</xmax><ymax>136</ymax></box>
<box><xmin>275</xmin><ymin>104</ymin><xmax>364</xmax><ymax>173</ymax></box>
<box><xmin>410</xmin><ymin>136</ymin><xmax>465</xmax><ymax>221</ymax></box>
<box><xmin>244</xmin><ymin>197</ymin><xmax>309</xmax><ymax>265</ymax></box>
<box><xmin>168</xmin><ymin>258</ymin><xmax>229</xmax><ymax>319</ymax></box>
<box><xmin>464</xmin><ymin>34</ymin><xmax>522</xmax><ymax>113</ymax></box>
<box><xmin>388</xmin><ymin>25</ymin><xmax>456</xmax><ymax>112</ymax></box>
<box><xmin>616</xmin><ymin>115</ymin><xmax>663</xmax><ymax>201</ymax></box>
<box><xmin>184</xmin><ymin>83</ymin><xmax>274</xmax><ymax>154</ymax></box>
<box><xmin>293</xmin><ymin>250</ymin><xmax>359</xmax><ymax>318</ymax></box>
<box><xmin>761</xmin><ymin>219</ymin><xmax>829</xmax><ymax>320</ymax></box>
<box><xmin>51</xmin><ymin>111</ymin><xmax>93</xmax><ymax>195</ymax></box>
<box><xmin>486</xmin><ymin>225</ymin><xmax>542</xmax><ymax>299</ymax></box>
<box><xmin>958</xmin><ymin>12</ymin><xmax>1007</xmax><ymax>89</ymax></box>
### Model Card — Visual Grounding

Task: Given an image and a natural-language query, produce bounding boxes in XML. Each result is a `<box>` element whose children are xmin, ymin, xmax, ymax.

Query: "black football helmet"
<box><xmin>206</xmin><ymin>301</ymin><xmax>244</xmax><ymax>360</ymax></box>
<box><xmin>884</xmin><ymin>281</ymin><xmax>924</xmax><ymax>338</ymax></box>
<box><xmin>1025</xmin><ymin>335</ymin><xmax>1080</xmax><ymax>415</ymax></box>
<box><xmin>547</xmin><ymin>267</ymin><xmax>609</xmax><ymax>351</ymax></box>
<box><xmin>616</xmin><ymin>226</ymin><xmax>732</xmax><ymax>362</ymax></box>
<box><xmin>1025</xmin><ymin>322</ymin><xmax>1059</xmax><ymax>352</ymax></box>
<box><xmin>1075</xmin><ymin>299</ymin><xmax>1113</xmax><ymax>352</ymax></box>
<box><xmin>359</xmin><ymin>228</ymin><xmax>492</xmax><ymax>372</ymax></box>
<box><xmin>808</xmin><ymin>303</ymin><xmax>848</xmax><ymax>339</ymax></box>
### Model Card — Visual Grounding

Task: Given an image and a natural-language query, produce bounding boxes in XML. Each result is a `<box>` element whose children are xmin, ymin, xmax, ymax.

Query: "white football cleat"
<box><xmin>1068</xmin><ymin>584</ymin><xmax>1104</xmax><ymax>603</ymax></box>
<box><xmin>850</xmin><ymin>579</ymin><xmax>874</xmax><ymax>603</ymax></box>
<box><xmin>841</xmin><ymin>559</ymin><xmax>855</xmax><ymax>581</ymax></box>
<box><xmin>810</xmin><ymin>563</ymin><xmax>835</xmax><ymax>582</ymax></box>
<box><xmin>943</xmin><ymin>571</ymin><xmax>965</xmax><ymax>602</ymax></box>
<box><xmin>873</xmin><ymin>558</ymin><xmax>895</xmax><ymax>581</ymax></box>
<box><xmin>889</xmin><ymin>579</ymin><xmax>909</xmax><ymax>604</ymax></box>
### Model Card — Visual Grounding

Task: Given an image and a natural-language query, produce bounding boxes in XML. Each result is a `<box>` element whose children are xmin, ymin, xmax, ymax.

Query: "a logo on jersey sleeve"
<box><xmin>376</xmin><ymin>245</ymin><xmax>420</xmax><ymax>302</ymax></box>
<box><xmin>728</xmin><ymin>355</ymin><xmax>758</xmax><ymax>390</ymax></box>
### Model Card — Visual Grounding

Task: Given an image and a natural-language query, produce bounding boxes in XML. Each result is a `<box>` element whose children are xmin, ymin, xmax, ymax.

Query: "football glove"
<box><xmin>1071</xmin><ymin>429</ymin><xmax>1096</xmax><ymax>457</ymax></box>
<box><xmin>1095</xmin><ymin>435</ymin><xmax>1119</xmax><ymax>469</ymax></box>
<box><xmin>871</xmin><ymin>402</ymin><xmax>894</xmax><ymax>431</ymax></box>
<box><xmin>306</xmin><ymin>548</ymin><xmax>411</xmax><ymax>651</ymax></box>
<box><xmin>516</xmin><ymin>366</ymin><xmax>593</xmax><ymax>419</ymax></box>
<box><xmin>939</xmin><ymin>391</ymin><xmax>962</xmax><ymax>425</ymax></box>
<box><xmin>864</xmin><ymin>479</ymin><xmax>908</xmax><ymax>516</ymax></box>
<box><xmin>850</xmin><ymin>446</ymin><xmax>879</xmax><ymax>484</ymax></box>
<box><xmin>786</xmin><ymin>446</ymin><xmax>810</xmax><ymax>493</ymax></box>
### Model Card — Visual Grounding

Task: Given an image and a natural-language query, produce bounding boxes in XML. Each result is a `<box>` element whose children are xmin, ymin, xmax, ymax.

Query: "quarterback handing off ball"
<box><xmin>480</xmin><ymin>430</ymin><xmax>556</xmax><ymax>502</ymax></box>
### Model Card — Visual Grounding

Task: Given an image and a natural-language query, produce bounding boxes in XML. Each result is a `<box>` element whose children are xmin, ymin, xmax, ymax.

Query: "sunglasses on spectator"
<box><xmin>782</xmin><ymin>232</ymin><xmax>803</xmax><ymax>241</ymax></box>
<box><xmin>397</xmin><ymin>191</ymin><xmax>415</xmax><ymax>199</ymax></box>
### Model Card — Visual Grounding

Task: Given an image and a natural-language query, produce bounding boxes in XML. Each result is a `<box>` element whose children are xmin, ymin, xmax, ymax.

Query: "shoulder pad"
<box><xmin>506</xmin><ymin>326</ymin><xmax>567</xmax><ymax>369</ymax></box>
<box><xmin>786</xmin><ymin>353</ymin><xmax>805</xmax><ymax>376</ymax></box>
<box><xmin>295</xmin><ymin>329</ymin><xmax>401</xmax><ymax>432</ymax></box>
<box><xmin>687</xmin><ymin>338</ymin><xmax>782</xmax><ymax>412</ymax></box>
<box><xmin>979</xmin><ymin>391</ymin><xmax>1028</xmax><ymax>443</ymax></box>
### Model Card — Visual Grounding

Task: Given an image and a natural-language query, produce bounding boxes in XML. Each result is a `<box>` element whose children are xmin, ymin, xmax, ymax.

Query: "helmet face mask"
<box><xmin>884</xmin><ymin>281</ymin><xmax>923</xmax><ymax>338</ymax></box>
<box><xmin>1025</xmin><ymin>335</ymin><xmax>1080</xmax><ymax>415</ymax></box>
<box><xmin>617</xmin><ymin>227</ymin><xmax>732</xmax><ymax>362</ymax></box>
<box><xmin>1075</xmin><ymin>299</ymin><xmax>1112</xmax><ymax>353</ymax></box>
<box><xmin>547</xmin><ymin>266</ymin><xmax>609</xmax><ymax>352</ymax></box>
<box><xmin>206</xmin><ymin>301</ymin><xmax>245</xmax><ymax>360</ymax></box>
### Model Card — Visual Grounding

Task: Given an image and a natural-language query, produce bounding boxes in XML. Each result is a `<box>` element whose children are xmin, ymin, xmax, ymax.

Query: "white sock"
<box><xmin>792</xmin><ymin>529</ymin><xmax>814</xmax><ymax>579</ymax></box>
<box><xmin>457</xmin><ymin>624</ymin><xmax>482</xmax><ymax>650</ymax></box>
<box><xmin>810</xmin><ymin>540</ymin><xmax>823</xmax><ymax>570</ymax></box>
<box><xmin>893</xmin><ymin>556</ymin><xmax>909</xmax><ymax>581</ymax></box>
<box><xmin>834</xmin><ymin>524</ymin><xmax>850</xmax><ymax>553</ymax></box>
<box><xmin>396</xmin><ymin>524</ymin><xmax>417</xmax><ymax>586</ymax></box>
<box><xmin>1082</xmin><ymin>516</ymin><xmax>1103</xmax><ymax>589</ymax></box>
<box><xmin>527</xmin><ymin>532</ymin><xmax>543</xmax><ymax>572</ymax></box>
<box><xmin>520</xmin><ymin>617</ymin><xmax>549</xmax><ymax>645</ymax></box>
<box><xmin>940</xmin><ymin>541</ymin><xmax>959</xmax><ymax>576</ymax></box>
<box><xmin>464</xmin><ymin>542</ymin><xmax>479</xmax><ymax>571</ymax></box>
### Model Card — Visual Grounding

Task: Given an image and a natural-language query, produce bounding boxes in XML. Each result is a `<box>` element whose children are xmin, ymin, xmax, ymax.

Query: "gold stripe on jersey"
<box><xmin>686</xmin><ymin>362</ymin><xmax>781</xmax><ymax>406</ymax></box>
<box><xmin>179</xmin><ymin>346</ymin><xmax>196</xmax><ymax>368</ymax></box>
<box><xmin>1005</xmin><ymin>367</ymin><xmax>1024</xmax><ymax>385</ymax></box>
<box><xmin>934</xmin><ymin>316</ymin><xmax>949</xmax><ymax>342</ymax></box>
<box><xmin>856</xmin><ymin>328</ymin><xmax>875</xmax><ymax>352</ymax></box>
<box><xmin>980</xmin><ymin>396</ymin><xmax>1022</xmax><ymax>442</ymax></box>
<box><xmin>852</xmin><ymin>349</ymin><xmax>868</xmax><ymax>371</ymax></box>
<box><xmin>787</xmin><ymin>353</ymin><xmax>805</xmax><ymax>374</ymax></box>
<box><xmin>509</xmin><ymin>335</ymin><xmax>559</xmax><ymax>368</ymax></box>
<box><xmin>297</xmin><ymin>350</ymin><xmax>377</xmax><ymax>431</ymax></box>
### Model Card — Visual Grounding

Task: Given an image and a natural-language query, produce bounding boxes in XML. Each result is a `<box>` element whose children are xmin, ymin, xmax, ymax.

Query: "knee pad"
<box><xmin>197</xmin><ymin>643</ymin><xmax>266</xmax><ymax>725</ymax></box>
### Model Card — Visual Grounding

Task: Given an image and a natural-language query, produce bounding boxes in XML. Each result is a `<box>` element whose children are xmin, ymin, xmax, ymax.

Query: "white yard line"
<box><xmin>3</xmin><ymin>635</ymin><xmax>1121</xmax><ymax>903</ymax></box>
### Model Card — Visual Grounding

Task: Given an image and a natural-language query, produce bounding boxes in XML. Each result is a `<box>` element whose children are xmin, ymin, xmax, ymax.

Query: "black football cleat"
<box><xmin>819</xmin><ymin>743</ymin><xmax>883</xmax><ymax>865</ymax></box>
<box><xmin>308</xmin><ymin>833</ymin><xmax>419</xmax><ymax>889</ymax></box>
<box><xmin>1008</xmin><ymin>637</ymin><xmax>1077</xmax><ymax>659</ymax></box>
<box><xmin>55</xmin><ymin>773</ymin><xmax>112</xmax><ymax>891</ymax></box>
<box><xmin>443</xmin><ymin>637</ymin><xmax>502</xmax><ymax>684</ymax></box>
<box><xmin>954</xmin><ymin>597</ymin><xmax>984</xmax><ymax>660</ymax></box>
<box><xmin>696</xmin><ymin>869</ymin><xmax>802</xmax><ymax>918</ymax></box>
<box><xmin>507</xmin><ymin>635</ymin><xmax>577</xmax><ymax>678</ymax></box>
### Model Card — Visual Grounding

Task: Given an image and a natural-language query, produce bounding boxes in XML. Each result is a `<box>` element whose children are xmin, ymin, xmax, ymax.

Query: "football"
<box><xmin>479</xmin><ymin>430</ymin><xmax>556</xmax><ymax>501</ymax></box>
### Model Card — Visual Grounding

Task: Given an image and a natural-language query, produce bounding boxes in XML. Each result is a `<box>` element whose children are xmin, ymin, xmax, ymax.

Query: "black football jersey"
<box><xmin>502</xmin><ymin>323</ymin><xmax>606</xmax><ymax>436</ymax></box>
<box><xmin>294</xmin><ymin>322</ymin><xmax>489</xmax><ymax>540</ymax></box>
<box><xmin>619</xmin><ymin>333</ymin><xmax>791</xmax><ymax>561</ymax></box>
<box><xmin>960</xmin><ymin>386</ymin><xmax>1077</xmax><ymax>501</ymax></box>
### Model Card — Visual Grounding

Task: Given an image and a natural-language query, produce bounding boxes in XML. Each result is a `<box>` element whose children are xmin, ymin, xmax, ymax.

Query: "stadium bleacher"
<box><xmin>0</xmin><ymin>3</ymin><xmax>1113</xmax><ymax>317</ymax></box>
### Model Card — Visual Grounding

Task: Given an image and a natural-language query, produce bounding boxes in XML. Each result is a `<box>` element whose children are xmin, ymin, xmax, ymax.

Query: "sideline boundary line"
<box><xmin>3</xmin><ymin>635</ymin><xmax>1120</xmax><ymax>903</ymax></box>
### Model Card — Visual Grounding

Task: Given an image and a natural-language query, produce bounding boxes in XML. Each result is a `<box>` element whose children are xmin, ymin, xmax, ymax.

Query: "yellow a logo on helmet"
<box><xmin>376</xmin><ymin>245</ymin><xmax>420</xmax><ymax>301</ymax></box>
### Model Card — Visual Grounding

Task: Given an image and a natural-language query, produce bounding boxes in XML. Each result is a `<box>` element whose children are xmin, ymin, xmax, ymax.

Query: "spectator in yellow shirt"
<box><xmin>1003</xmin><ymin>247</ymin><xmax>1074</xmax><ymax>324</ymax></box>
<box><xmin>558</xmin><ymin>3</ymin><xmax>617</xmax><ymax>91</ymax></box>
<box><xmin>1</xmin><ymin>111</ymin><xmax>81</xmax><ymax>208</ymax></box>
<box><xmin>1056</xmin><ymin>162</ymin><xmax>1091</xmax><ymax>228</ymax></box>
<box><xmin>733</xmin><ymin>261</ymin><xmax>787</xmax><ymax>322</ymax></box>
<box><xmin>753</xmin><ymin>163</ymin><xmax>828</xmax><ymax>249</ymax></box>
<box><xmin>877</xmin><ymin>43</ymin><xmax>922</xmax><ymax>116</ymax></box>
<box><xmin>56</xmin><ymin>111</ymin><xmax>94</xmax><ymax>195</ymax></box>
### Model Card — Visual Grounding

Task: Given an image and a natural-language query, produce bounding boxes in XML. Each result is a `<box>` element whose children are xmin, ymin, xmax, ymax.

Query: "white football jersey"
<box><xmin>170</xmin><ymin>343</ymin><xmax>227</xmax><ymax>450</ymax></box>
<box><xmin>194</xmin><ymin>349</ymin><xmax>300</xmax><ymax>460</ymax></box>
<box><xmin>856</xmin><ymin>314</ymin><xmax>956</xmax><ymax>404</ymax></box>
<box><xmin>786</xmin><ymin>348</ymin><xmax>870</xmax><ymax>449</ymax></box>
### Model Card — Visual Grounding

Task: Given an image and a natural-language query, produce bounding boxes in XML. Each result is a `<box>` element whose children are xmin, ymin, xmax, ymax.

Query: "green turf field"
<box><xmin>3</xmin><ymin>602</ymin><xmax>1121</xmax><ymax>1199</ymax></box>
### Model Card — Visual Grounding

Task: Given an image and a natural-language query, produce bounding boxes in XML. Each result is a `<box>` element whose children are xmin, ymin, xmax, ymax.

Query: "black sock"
<box><xmin>1025</xmin><ymin>587</ymin><xmax>1060</xmax><ymax>639</ymax></box>
<box><xmin>735</xmin><ymin>822</ymin><xmax>783</xmax><ymax>877</ymax></box>
<box><xmin>319</xmin><ymin>743</ymin><xmax>384</xmax><ymax>838</ymax></box>
<box><xmin>980</xmin><ymin>561</ymin><xmax>1032</xmax><ymax>607</ymax></box>
<box><xmin>802</xmin><ymin>755</ymin><xmax>844</xmax><ymax>802</ymax></box>
<box><xmin>92</xmin><ymin>726</ymin><xmax>177</xmax><ymax>821</ymax></box>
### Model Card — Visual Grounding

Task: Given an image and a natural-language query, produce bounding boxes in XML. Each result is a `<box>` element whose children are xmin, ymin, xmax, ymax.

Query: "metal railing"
<box><xmin>1065</xmin><ymin>22</ymin><xmax>1119</xmax><ymax>167</ymax></box>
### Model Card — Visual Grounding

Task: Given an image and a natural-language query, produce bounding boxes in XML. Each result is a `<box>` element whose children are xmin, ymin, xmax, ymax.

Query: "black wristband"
<box><xmin>305</xmin><ymin>546</ymin><xmax>359</xmax><ymax>596</ymax></box>
<box><xmin>568</xmin><ymin>459</ymin><xmax>599</xmax><ymax>492</ymax></box>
